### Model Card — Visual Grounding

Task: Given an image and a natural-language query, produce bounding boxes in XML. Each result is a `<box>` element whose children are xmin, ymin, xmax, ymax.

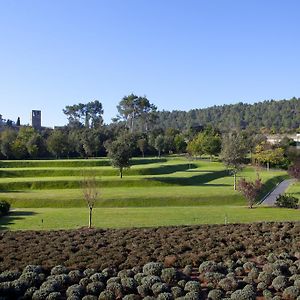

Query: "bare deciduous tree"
<box><xmin>82</xmin><ymin>173</ymin><xmax>99</xmax><ymax>228</ymax></box>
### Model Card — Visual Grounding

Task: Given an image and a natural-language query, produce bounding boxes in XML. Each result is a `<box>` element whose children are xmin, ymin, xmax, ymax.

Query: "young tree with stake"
<box><xmin>82</xmin><ymin>174</ymin><xmax>99</xmax><ymax>229</ymax></box>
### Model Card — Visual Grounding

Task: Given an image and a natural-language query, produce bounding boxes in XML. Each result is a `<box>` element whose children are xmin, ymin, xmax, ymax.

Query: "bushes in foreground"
<box><xmin>0</xmin><ymin>200</ymin><xmax>10</xmax><ymax>216</ymax></box>
<box><xmin>275</xmin><ymin>194</ymin><xmax>299</xmax><ymax>209</ymax></box>
<box><xmin>0</xmin><ymin>252</ymin><xmax>300</xmax><ymax>299</ymax></box>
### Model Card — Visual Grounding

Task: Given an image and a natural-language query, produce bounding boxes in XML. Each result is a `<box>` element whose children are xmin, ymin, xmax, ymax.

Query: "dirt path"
<box><xmin>260</xmin><ymin>179</ymin><xmax>296</xmax><ymax>206</ymax></box>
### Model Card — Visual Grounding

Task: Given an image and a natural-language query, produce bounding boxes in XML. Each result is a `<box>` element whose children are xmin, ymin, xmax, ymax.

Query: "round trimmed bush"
<box><xmin>157</xmin><ymin>292</ymin><xmax>173</xmax><ymax>300</ymax></box>
<box><xmin>184</xmin><ymin>281</ymin><xmax>201</xmax><ymax>293</ymax></box>
<box><xmin>141</xmin><ymin>275</ymin><xmax>161</xmax><ymax>288</ymax></box>
<box><xmin>152</xmin><ymin>282</ymin><xmax>170</xmax><ymax>296</ymax></box>
<box><xmin>218</xmin><ymin>277</ymin><xmax>238</xmax><ymax>292</ymax></box>
<box><xmin>98</xmin><ymin>290</ymin><xmax>114</xmax><ymax>300</ymax></box>
<box><xmin>207</xmin><ymin>289</ymin><xmax>223</xmax><ymax>300</ymax></box>
<box><xmin>86</xmin><ymin>281</ymin><xmax>105</xmax><ymax>295</ymax></box>
<box><xmin>143</xmin><ymin>262</ymin><xmax>163</xmax><ymax>276</ymax></box>
<box><xmin>0</xmin><ymin>200</ymin><xmax>10</xmax><ymax>215</ymax></box>
<box><xmin>199</xmin><ymin>261</ymin><xmax>218</xmax><ymax>273</ymax></box>
<box><xmin>121</xmin><ymin>277</ymin><xmax>138</xmax><ymax>293</ymax></box>
<box><xmin>272</xmin><ymin>275</ymin><xmax>287</xmax><ymax>291</ymax></box>
<box><xmin>161</xmin><ymin>268</ymin><xmax>178</xmax><ymax>284</ymax></box>
<box><xmin>282</xmin><ymin>286</ymin><xmax>300</xmax><ymax>299</ymax></box>
<box><xmin>66</xmin><ymin>284</ymin><xmax>84</xmax><ymax>298</ymax></box>
<box><xmin>51</xmin><ymin>265</ymin><xmax>68</xmax><ymax>275</ymax></box>
<box><xmin>171</xmin><ymin>286</ymin><xmax>184</xmax><ymax>298</ymax></box>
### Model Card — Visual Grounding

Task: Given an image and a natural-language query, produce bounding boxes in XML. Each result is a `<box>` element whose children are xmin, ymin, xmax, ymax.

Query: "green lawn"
<box><xmin>286</xmin><ymin>180</ymin><xmax>300</xmax><ymax>199</ymax></box>
<box><xmin>1</xmin><ymin>206</ymin><xmax>299</xmax><ymax>230</ymax></box>
<box><xmin>0</xmin><ymin>156</ymin><xmax>297</xmax><ymax>230</ymax></box>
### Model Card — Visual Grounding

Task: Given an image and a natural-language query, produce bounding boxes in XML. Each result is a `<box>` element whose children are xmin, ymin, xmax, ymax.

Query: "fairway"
<box><xmin>1</xmin><ymin>206</ymin><xmax>300</xmax><ymax>230</ymax></box>
<box><xmin>0</xmin><ymin>156</ymin><xmax>298</xmax><ymax>230</ymax></box>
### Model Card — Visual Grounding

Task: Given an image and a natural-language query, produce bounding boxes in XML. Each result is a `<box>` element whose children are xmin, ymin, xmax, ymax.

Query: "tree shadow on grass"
<box><xmin>0</xmin><ymin>210</ymin><xmax>37</xmax><ymax>230</ymax></box>
<box><xmin>146</xmin><ymin>169</ymin><xmax>230</xmax><ymax>186</ymax></box>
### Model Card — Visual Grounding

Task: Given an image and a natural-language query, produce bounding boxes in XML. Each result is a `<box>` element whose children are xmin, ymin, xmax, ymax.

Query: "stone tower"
<box><xmin>31</xmin><ymin>110</ymin><xmax>41</xmax><ymax>129</ymax></box>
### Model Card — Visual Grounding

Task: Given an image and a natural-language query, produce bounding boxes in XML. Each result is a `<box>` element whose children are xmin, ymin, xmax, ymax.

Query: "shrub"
<box><xmin>272</xmin><ymin>275</ymin><xmax>287</xmax><ymax>291</ymax></box>
<box><xmin>123</xmin><ymin>294</ymin><xmax>141</xmax><ymax>300</ymax></box>
<box><xmin>86</xmin><ymin>281</ymin><xmax>105</xmax><ymax>295</ymax></box>
<box><xmin>51</xmin><ymin>265</ymin><xmax>68</xmax><ymax>275</ymax></box>
<box><xmin>184</xmin><ymin>291</ymin><xmax>201</xmax><ymax>300</ymax></box>
<box><xmin>171</xmin><ymin>286</ymin><xmax>184</xmax><ymax>298</ymax></box>
<box><xmin>142</xmin><ymin>262</ymin><xmax>163</xmax><ymax>276</ymax></box>
<box><xmin>141</xmin><ymin>275</ymin><xmax>161</xmax><ymax>288</ymax></box>
<box><xmin>207</xmin><ymin>289</ymin><xmax>223</xmax><ymax>300</ymax></box>
<box><xmin>89</xmin><ymin>272</ymin><xmax>105</xmax><ymax>283</ymax></box>
<box><xmin>66</xmin><ymin>284</ymin><xmax>84</xmax><ymax>298</ymax></box>
<box><xmin>0</xmin><ymin>200</ymin><xmax>10</xmax><ymax>216</ymax></box>
<box><xmin>46</xmin><ymin>291</ymin><xmax>62</xmax><ymax>300</ymax></box>
<box><xmin>184</xmin><ymin>281</ymin><xmax>201</xmax><ymax>293</ymax></box>
<box><xmin>199</xmin><ymin>261</ymin><xmax>218</xmax><ymax>273</ymax></box>
<box><xmin>275</xmin><ymin>194</ymin><xmax>299</xmax><ymax>209</ymax></box>
<box><xmin>282</xmin><ymin>286</ymin><xmax>300</xmax><ymax>299</ymax></box>
<box><xmin>121</xmin><ymin>277</ymin><xmax>138</xmax><ymax>293</ymax></box>
<box><xmin>161</xmin><ymin>268</ymin><xmax>178</xmax><ymax>284</ymax></box>
<box><xmin>218</xmin><ymin>277</ymin><xmax>238</xmax><ymax>292</ymax></box>
<box><xmin>98</xmin><ymin>290</ymin><xmax>114</xmax><ymax>300</ymax></box>
<box><xmin>152</xmin><ymin>282</ymin><xmax>170</xmax><ymax>296</ymax></box>
<box><xmin>157</xmin><ymin>292</ymin><xmax>173</xmax><ymax>300</ymax></box>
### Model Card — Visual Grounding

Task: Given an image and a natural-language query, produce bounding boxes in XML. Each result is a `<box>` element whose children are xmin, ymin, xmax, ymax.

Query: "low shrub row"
<box><xmin>0</xmin><ymin>251</ymin><xmax>300</xmax><ymax>299</ymax></box>
<box><xmin>0</xmin><ymin>200</ymin><xmax>10</xmax><ymax>216</ymax></box>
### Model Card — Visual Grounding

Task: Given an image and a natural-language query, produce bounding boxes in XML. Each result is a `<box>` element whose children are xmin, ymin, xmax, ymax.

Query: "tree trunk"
<box><xmin>88</xmin><ymin>207</ymin><xmax>92</xmax><ymax>228</ymax></box>
<box><xmin>120</xmin><ymin>168</ymin><xmax>123</xmax><ymax>179</ymax></box>
<box><xmin>158</xmin><ymin>150</ymin><xmax>161</xmax><ymax>158</ymax></box>
<box><xmin>234</xmin><ymin>172</ymin><xmax>237</xmax><ymax>191</ymax></box>
<box><xmin>267</xmin><ymin>161</ymin><xmax>270</xmax><ymax>171</ymax></box>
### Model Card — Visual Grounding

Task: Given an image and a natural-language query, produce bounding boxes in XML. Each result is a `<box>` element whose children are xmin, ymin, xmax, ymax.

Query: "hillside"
<box><xmin>153</xmin><ymin>97</ymin><xmax>300</xmax><ymax>132</ymax></box>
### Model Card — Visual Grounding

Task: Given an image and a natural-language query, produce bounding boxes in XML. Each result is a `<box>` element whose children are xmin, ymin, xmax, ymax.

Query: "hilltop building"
<box><xmin>31</xmin><ymin>110</ymin><xmax>42</xmax><ymax>129</ymax></box>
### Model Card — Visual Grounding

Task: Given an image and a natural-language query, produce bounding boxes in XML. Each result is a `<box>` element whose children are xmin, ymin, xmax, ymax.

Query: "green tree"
<box><xmin>137</xmin><ymin>138</ymin><xmax>148</xmax><ymax>157</ymax></box>
<box><xmin>154</xmin><ymin>135</ymin><xmax>164</xmax><ymax>157</ymax></box>
<box><xmin>253</xmin><ymin>144</ymin><xmax>285</xmax><ymax>170</ymax></box>
<box><xmin>116</xmin><ymin>94</ymin><xmax>156</xmax><ymax>133</ymax></box>
<box><xmin>63</xmin><ymin>100</ymin><xmax>104</xmax><ymax>128</ymax></box>
<box><xmin>106</xmin><ymin>137</ymin><xmax>132</xmax><ymax>178</ymax></box>
<box><xmin>47</xmin><ymin>130</ymin><xmax>69</xmax><ymax>158</ymax></box>
<box><xmin>220</xmin><ymin>133</ymin><xmax>248</xmax><ymax>190</ymax></box>
<box><xmin>174</xmin><ymin>134</ymin><xmax>187</xmax><ymax>154</ymax></box>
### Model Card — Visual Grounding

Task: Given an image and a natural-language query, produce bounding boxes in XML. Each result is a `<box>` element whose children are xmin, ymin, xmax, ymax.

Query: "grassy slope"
<box><xmin>0</xmin><ymin>157</ymin><xmax>297</xmax><ymax>230</ymax></box>
<box><xmin>286</xmin><ymin>180</ymin><xmax>300</xmax><ymax>199</ymax></box>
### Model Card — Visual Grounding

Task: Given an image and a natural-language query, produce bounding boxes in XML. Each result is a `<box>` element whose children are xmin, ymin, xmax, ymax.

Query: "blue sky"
<box><xmin>0</xmin><ymin>0</ymin><xmax>300</xmax><ymax>127</ymax></box>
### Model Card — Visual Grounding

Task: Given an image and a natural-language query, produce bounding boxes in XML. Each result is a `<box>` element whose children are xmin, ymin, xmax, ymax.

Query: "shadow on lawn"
<box><xmin>0</xmin><ymin>210</ymin><xmax>37</xmax><ymax>230</ymax></box>
<box><xmin>147</xmin><ymin>169</ymin><xmax>230</xmax><ymax>186</ymax></box>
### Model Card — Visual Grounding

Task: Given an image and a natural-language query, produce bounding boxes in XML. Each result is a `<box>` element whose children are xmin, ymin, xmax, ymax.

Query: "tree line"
<box><xmin>0</xmin><ymin>96</ymin><xmax>299</xmax><ymax>164</ymax></box>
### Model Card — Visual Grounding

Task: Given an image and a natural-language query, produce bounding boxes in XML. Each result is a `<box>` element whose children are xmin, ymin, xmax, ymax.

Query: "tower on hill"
<box><xmin>31</xmin><ymin>110</ymin><xmax>41</xmax><ymax>129</ymax></box>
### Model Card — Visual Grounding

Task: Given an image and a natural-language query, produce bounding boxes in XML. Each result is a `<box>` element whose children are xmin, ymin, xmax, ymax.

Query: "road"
<box><xmin>260</xmin><ymin>179</ymin><xmax>296</xmax><ymax>206</ymax></box>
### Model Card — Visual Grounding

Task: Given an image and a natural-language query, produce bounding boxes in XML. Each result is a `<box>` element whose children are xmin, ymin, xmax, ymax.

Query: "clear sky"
<box><xmin>1</xmin><ymin>0</ymin><xmax>300</xmax><ymax>127</ymax></box>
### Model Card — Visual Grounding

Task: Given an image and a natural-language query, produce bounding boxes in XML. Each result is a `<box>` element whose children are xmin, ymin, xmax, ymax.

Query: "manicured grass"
<box><xmin>1</xmin><ymin>206</ymin><xmax>299</xmax><ymax>230</ymax></box>
<box><xmin>286</xmin><ymin>180</ymin><xmax>300</xmax><ymax>199</ymax></box>
<box><xmin>0</xmin><ymin>156</ymin><xmax>295</xmax><ymax>230</ymax></box>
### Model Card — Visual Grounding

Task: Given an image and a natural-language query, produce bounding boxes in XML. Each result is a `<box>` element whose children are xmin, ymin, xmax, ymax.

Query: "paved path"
<box><xmin>261</xmin><ymin>179</ymin><xmax>296</xmax><ymax>206</ymax></box>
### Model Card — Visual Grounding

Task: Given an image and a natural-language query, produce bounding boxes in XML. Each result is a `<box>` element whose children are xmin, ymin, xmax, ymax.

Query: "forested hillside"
<box><xmin>154</xmin><ymin>98</ymin><xmax>300</xmax><ymax>132</ymax></box>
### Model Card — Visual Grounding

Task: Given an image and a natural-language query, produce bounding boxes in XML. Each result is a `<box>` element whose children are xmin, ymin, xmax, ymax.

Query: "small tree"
<box><xmin>220</xmin><ymin>133</ymin><xmax>248</xmax><ymax>190</ymax></box>
<box><xmin>137</xmin><ymin>138</ymin><xmax>147</xmax><ymax>157</ymax></box>
<box><xmin>106</xmin><ymin>137</ymin><xmax>132</xmax><ymax>178</ymax></box>
<box><xmin>288</xmin><ymin>161</ymin><xmax>300</xmax><ymax>180</ymax></box>
<box><xmin>154</xmin><ymin>135</ymin><xmax>164</xmax><ymax>158</ymax></box>
<box><xmin>81</xmin><ymin>174</ymin><xmax>99</xmax><ymax>229</ymax></box>
<box><xmin>237</xmin><ymin>175</ymin><xmax>262</xmax><ymax>208</ymax></box>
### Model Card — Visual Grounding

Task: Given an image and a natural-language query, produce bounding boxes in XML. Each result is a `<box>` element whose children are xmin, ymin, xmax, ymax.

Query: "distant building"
<box><xmin>31</xmin><ymin>110</ymin><xmax>42</xmax><ymax>129</ymax></box>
